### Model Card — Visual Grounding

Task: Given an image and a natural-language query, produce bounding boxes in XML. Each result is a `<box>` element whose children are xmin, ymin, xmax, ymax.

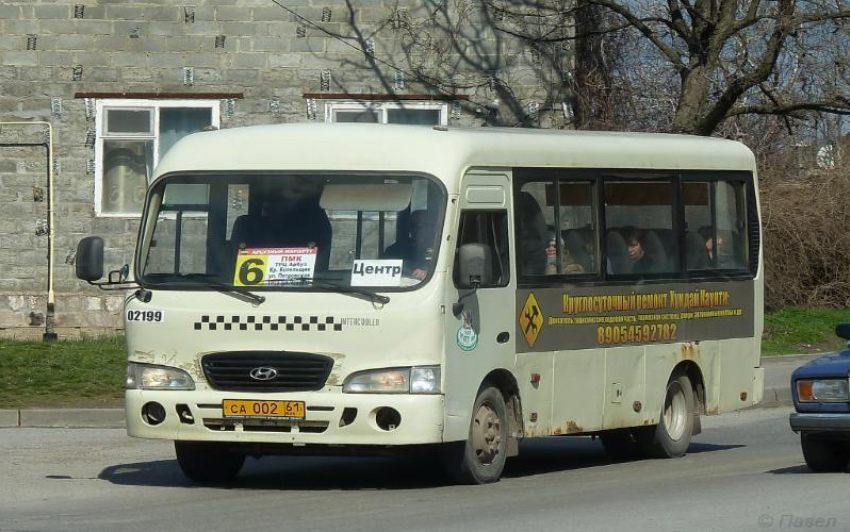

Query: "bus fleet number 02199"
<box><xmin>126</xmin><ymin>310</ymin><xmax>164</xmax><ymax>323</ymax></box>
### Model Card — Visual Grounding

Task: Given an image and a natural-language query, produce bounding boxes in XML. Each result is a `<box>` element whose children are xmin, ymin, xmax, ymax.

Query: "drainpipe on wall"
<box><xmin>0</xmin><ymin>121</ymin><xmax>56</xmax><ymax>341</ymax></box>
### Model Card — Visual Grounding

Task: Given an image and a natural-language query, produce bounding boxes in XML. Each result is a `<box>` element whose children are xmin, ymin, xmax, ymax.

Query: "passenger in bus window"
<box><xmin>623</xmin><ymin>226</ymin><xmax>655</xmax><ymax>274</ymax></box>
<box><xmin>563</xmin><ymin>230</ymin><xmax>593</xmax><ymax>273</ymax></box>
<box><xmin>545</xmin><ymin>231</ymin><xmax>584</xmax><ymax>275</ymax></box>
<box><xmin>701</xmin><ymin>227</ymin><xmax>743</xmax><ymax>269</ymax></box>
<box><xmin>698</xmin><ymin>226</ymin><xmax>733</xmax><ymax>268</ymax></box>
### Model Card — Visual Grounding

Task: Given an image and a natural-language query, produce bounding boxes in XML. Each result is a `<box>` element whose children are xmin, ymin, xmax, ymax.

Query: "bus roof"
<box><xmin>153</xmin><ymin>123</ymin><xmax>757</xmax><ymax>185</ymax></box>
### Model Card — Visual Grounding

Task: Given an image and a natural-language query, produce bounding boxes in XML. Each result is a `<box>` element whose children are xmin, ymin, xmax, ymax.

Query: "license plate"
<box><xmin>222</xmin><ymin>399</ymin><xmax>305</xmax><ymax>419</ymax></box>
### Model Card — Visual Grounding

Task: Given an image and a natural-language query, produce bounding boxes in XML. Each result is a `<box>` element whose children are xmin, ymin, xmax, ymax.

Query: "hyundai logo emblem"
<box><xmin>249</xmin><ymin>366</ymin><xmax>278</xmax><ymax>381</ymax></box>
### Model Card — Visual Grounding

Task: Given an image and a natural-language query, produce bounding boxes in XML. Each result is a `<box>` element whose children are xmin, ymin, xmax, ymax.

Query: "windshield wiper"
<box><xmin>157</xmin><ymin>274</ymin><xmax>266</xmax><ymax>305</ymax></box>
<box><xmin>284</xmin><ymin>277</ymin><xmax>390</xmax><ymax>304</ymax></box>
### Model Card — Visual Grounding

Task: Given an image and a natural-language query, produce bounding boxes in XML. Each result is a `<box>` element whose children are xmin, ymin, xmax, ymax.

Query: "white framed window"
<box><xmin>324</xmin><ymin>100</ymin><xmax>448</xmax><ymax>126</ymax></box>
<box><xmin>94</xmin><ymin>99</ymin><xmax>221</xmax><ymax>217</ymax></box>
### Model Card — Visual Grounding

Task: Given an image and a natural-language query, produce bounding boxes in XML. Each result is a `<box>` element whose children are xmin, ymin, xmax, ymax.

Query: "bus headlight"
<box><xmin>127</xmin><ymin>362</ymin><xmax>195</xmax><ymax>391</ymax></box>
<box><xmin>410</xmin><ymin>366</ymin><xmax>441</xmax><ymax>394</ymax></box>
<box><xmin>343</xmin><ymin>366</ymin><xmax>441</xmax><ymax>394</ymax></box>
<box><xmin>797</xmin><ymin>379</ymin><xmax>849</xmax><ymax>402</ymax></box>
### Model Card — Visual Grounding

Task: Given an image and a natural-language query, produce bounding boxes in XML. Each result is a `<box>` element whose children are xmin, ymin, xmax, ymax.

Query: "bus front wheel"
<box><xmin>441</xmin><ymin>384</ymin><xmax>509</xmax><ymax>484</ymax></box>
<box><xmin>175</xmin><ymin>441</ymin><xmax>245</xmax><ymax>483</ymax></box>
<box><xmin>642</xmin><ymin>371</ymin><xmax>695</xmax><ymax>458</ymax></box>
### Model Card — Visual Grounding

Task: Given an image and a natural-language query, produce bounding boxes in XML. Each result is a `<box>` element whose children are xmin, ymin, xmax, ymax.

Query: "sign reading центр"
<box><xmin>233</xmin><ymin>247</ymin><xmax>317</xmax><ymax>286</ymax></box>
<box><xmin>350</xmin><ymin>260</ymin><xmax>403</xmax><ymax>287</ymax></box>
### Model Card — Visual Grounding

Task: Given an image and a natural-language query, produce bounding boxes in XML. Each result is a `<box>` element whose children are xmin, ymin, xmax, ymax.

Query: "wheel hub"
<box><xmin>472</xmin><ymin>403</ymin><xmax>502</xmax><ymax>465</ymax></box>
<box><xmin>663</xmin><ymin>381</ymin><xmax>687</xmax><ymax>441</ymax></box>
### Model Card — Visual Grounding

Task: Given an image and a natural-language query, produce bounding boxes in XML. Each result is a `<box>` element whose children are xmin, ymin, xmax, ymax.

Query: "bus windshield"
<box><xmin>139</xmin><ymin>173</ymin><xmax>445</xmax><ymax>291</ymax></box>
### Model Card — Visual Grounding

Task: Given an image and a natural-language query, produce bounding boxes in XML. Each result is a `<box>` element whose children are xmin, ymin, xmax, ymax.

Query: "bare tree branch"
<box><xmin>729</xmin><ymin>98</ymin><xmax>850</xmax><ymax>117</ymax></box>
<box><xmin>587</xmin><ymin>0</ymin><xmax>689</xmax><ymax>71</ymax></box>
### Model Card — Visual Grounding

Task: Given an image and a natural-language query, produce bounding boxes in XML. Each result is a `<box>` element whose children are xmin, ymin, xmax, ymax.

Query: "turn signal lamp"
<box><xmin>797</xmin><ymin>380</ymin><xmax>814</xmax><ymax>402</ymax></box>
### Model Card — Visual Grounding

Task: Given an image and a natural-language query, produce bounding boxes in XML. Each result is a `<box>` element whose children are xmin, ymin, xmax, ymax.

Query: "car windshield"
<box><xmin>139</xmin><ymin>173</ymin><xmax>445</xmax><ymax>291</ymax></box>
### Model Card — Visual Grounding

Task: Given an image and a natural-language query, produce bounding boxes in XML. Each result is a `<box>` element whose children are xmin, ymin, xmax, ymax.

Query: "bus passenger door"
<box><xmin>442</xmin><ymin>171</ymin><xmax>517</xmax><ymax>443</ymax></box>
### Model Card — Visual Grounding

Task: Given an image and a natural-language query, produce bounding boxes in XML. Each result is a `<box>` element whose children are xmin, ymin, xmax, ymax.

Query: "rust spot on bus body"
<box><xmin>322</xmin><ymin>352</ymin><xmax>347</xmax><ymax>386</ymax></box>
<box><xmin>680</xmin><ymin>342</ymin><xmax>700</xmax><ymax>360</ymax></box>
<box><xmin>546</xmin><ymin>421</ymin><xmax>584</xmax><ymax>436</ymax></box>
<box><xmin>565</xmin><ymin>420</ymin><xmax>582</xmax><ymax>434</ymax></box>
<box><xmin>523</xmin><ymin>427</ymin><xmax>542</xmax><ymax>438</ymax></box>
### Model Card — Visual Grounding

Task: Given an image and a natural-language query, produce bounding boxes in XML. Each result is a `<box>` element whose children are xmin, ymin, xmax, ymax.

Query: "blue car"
<box><xmin>790</xmin><ymin>324</ymin><xmax>850</xmax><ymax>472</ymax></box>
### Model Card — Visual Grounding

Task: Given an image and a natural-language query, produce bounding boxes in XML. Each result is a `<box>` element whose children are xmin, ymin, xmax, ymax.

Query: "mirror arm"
<box><xmin>86</xmin><ymin>280</ymin><xmax>140</xmax><ymax>290</ymax></box>
<box><xmin>452</xmin><ymin>278</ymin><xmax>481</xmax><ymax>317</ymax></box>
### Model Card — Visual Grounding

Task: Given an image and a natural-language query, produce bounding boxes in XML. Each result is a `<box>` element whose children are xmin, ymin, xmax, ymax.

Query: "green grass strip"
<box><xmin>0</xmin><ymin>336</ymin><xmax>126</xmax><ymax>409</ymax></box>
<box><xmin>763</xmin><ymin>307</ymin><xmax>850</xmax><ymax>356</ymax></box>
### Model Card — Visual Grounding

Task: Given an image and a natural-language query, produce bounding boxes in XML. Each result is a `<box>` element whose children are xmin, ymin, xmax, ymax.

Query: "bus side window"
<box><xmin>604</xmin><ymin>180</ymin><xmax>679</xmax><ymax>277</ymax></box>
<box><xmin>517</xmin><ymin>180</ymin><xmax>598</xmax><ymax>277</ymax></box>
<box><xmin>684</xmin><ymin>179</ymin><xmax>748</xmax><ymax>272</ymax></box>
<box><xmin>453</xmin><ymin>211</ymin><xmax>510</xmax><ymax>287</ymax></box>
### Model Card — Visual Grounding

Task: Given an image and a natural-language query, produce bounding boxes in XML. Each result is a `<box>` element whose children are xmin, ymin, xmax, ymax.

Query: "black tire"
<box><xmin>440</xmin><ymin>384</ymin><xmax>509</xmax><ymax>484</ymax></box>
<box><xmin>801</xmin><ymin>433</ymin><xmax>850</xmax><ymax>472</ymax></box>
<box><xmin>174</xmin><ymin>441</ymin><xmax>246</xmax><ymax>483</ymax></box>
<box><xmin>641</xmin><ymin>371</ymin><xmax>695</xmax><ymax>458</ymax></box>
<box><xmin>599</xmin><ymin>429</ymin><xmax>648</xmax><ymax>461</ymax></box>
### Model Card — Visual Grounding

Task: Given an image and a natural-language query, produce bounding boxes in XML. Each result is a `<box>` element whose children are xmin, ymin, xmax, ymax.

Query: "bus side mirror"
<box><xmin>76</xmin><ymin>236</ymin><xmax>104</xmax><ymax>282</ymax></box>
<box><xmin>457</xmin><ymin>243</ymin><xmax>493</xmax><ymax>289</ymax></box>
<box><xmin>453</xmin><ymin>244</ymin><xmax>493</xmax><ymax>318</ymax></box>
<box><xmin>836</xmin><ymin>323</ymin><xmax>850</xmax><ymax>341</ymax></box>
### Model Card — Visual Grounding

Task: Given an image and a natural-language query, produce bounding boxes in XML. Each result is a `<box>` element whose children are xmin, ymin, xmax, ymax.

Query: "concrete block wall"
<box><xmin>0</xmin><ymin>0</ymin><xmax>573</xmax><ymax>338</ymax></box>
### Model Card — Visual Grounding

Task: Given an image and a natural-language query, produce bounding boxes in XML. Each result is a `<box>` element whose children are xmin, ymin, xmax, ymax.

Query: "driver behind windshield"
<box><xmin>385</xmin><ymin>209</ymin><xmax>436</xmax><ymax>280</ymax></box>
<box><xmin>231</xmin><ymin>179</ymin><xmax>332</xmax><ymax>270</ymax></box>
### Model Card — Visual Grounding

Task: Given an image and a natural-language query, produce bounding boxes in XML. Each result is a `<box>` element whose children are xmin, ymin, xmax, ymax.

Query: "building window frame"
<box><xmin>94</xmin><ymin>98</ymin><xmax>220</xmax><ymax>218</ymax></box>
<box><xmin>323</xmin><ymin>100</ymin><xmax>448</xmax><ymax>125</ymax></box>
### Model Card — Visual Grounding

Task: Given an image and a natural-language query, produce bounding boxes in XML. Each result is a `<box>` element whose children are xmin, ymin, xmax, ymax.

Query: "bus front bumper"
<box><xmin>125</xmin><ymin>389</ymin><xmax>445</xmax><ymax>446</ymax></box>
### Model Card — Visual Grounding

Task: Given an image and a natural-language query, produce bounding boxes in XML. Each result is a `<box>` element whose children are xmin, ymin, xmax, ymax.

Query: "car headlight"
<box><xmin>126</xmin><ymin>362</ymin><xmax>195</xmax><ymax>390</ymax></box>
<box><xmin>797</xmin><ymin>379</ymin><xmax>849</xmax><ymax>402</ymax></box>
<box><xmin>343</xmin><ymin>366</ymin><xmax>441</xmax><ymax>394</ymax></box>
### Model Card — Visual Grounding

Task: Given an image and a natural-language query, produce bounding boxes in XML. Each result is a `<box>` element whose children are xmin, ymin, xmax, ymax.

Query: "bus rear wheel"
<box><xmin>641</xmin><ymin>371</ymin><xmax>695</xmax><ymax>458</ymax></box>
<box><xmin>441</xmin><ymin>384</ymin><xmax>509</xmax><ymax>484</ymax></box>
<box><xmin>175</xmin><ymin>441</ymin><xmax>245</xmax><ymax>483</ymax></box>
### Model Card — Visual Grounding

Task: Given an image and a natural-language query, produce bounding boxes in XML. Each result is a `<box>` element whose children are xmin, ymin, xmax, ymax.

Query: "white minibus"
<box><xmin>76</xmin><ymin>124</ymin><xmax>764</xmax><ymax>484</ymax></box>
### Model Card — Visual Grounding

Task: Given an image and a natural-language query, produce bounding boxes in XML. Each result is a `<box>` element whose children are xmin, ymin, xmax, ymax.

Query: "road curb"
<box><xmin>762</xmin><ymin>386</ymin><xmax>792</xmax><ymax>405</ymax></box>
<box><xmin>755</xmin><ymin>387</ymin><xmax>792</xmax><ymax>409</ymax></box>
<box><xmin>0</xmin><ymin>410</ymin><xmax>20</xmax><ymax>428</ymax></box>
<box><xmin>0</xmin><ymin>409</ymin><xmax>125</xmax><ymax>429</ymax></box>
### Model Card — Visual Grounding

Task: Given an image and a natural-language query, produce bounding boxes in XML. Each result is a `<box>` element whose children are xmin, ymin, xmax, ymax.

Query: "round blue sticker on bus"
<box><xmin>457</xmin><ymin>310</ymin><xmax>478</xmax><ymax>351</ymax></box>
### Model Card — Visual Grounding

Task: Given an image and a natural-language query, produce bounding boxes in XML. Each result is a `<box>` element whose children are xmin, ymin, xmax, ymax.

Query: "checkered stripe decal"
<box><xmin>194</xmin><ymin>315</ymin><xmax>344</xmax><ymax>332</ymax></box>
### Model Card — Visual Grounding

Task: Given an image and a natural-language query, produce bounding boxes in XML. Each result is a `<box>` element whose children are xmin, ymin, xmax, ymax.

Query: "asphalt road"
<box><xmin>1</xmin><ymin>406</ymin><xmax>846</xmax><ymax>532</ymax></box>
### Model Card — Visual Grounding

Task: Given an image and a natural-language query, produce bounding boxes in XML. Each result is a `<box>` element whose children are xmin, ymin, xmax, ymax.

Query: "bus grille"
<box><xmin>202</xmin><ymin>351</ymin><xmax>334</xmax><ymax>392</ymax></box>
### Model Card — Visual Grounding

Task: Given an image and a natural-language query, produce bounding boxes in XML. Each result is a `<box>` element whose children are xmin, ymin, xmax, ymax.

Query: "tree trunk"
<box><xmin>671</xmin><ymin>65</ymin><xmax>714</xmax><ymax>135</ymax></box>
<box><xmin>573</xmin><ymin>1</ymin><xmax>613</xmax><ymax>129</ymax></box>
